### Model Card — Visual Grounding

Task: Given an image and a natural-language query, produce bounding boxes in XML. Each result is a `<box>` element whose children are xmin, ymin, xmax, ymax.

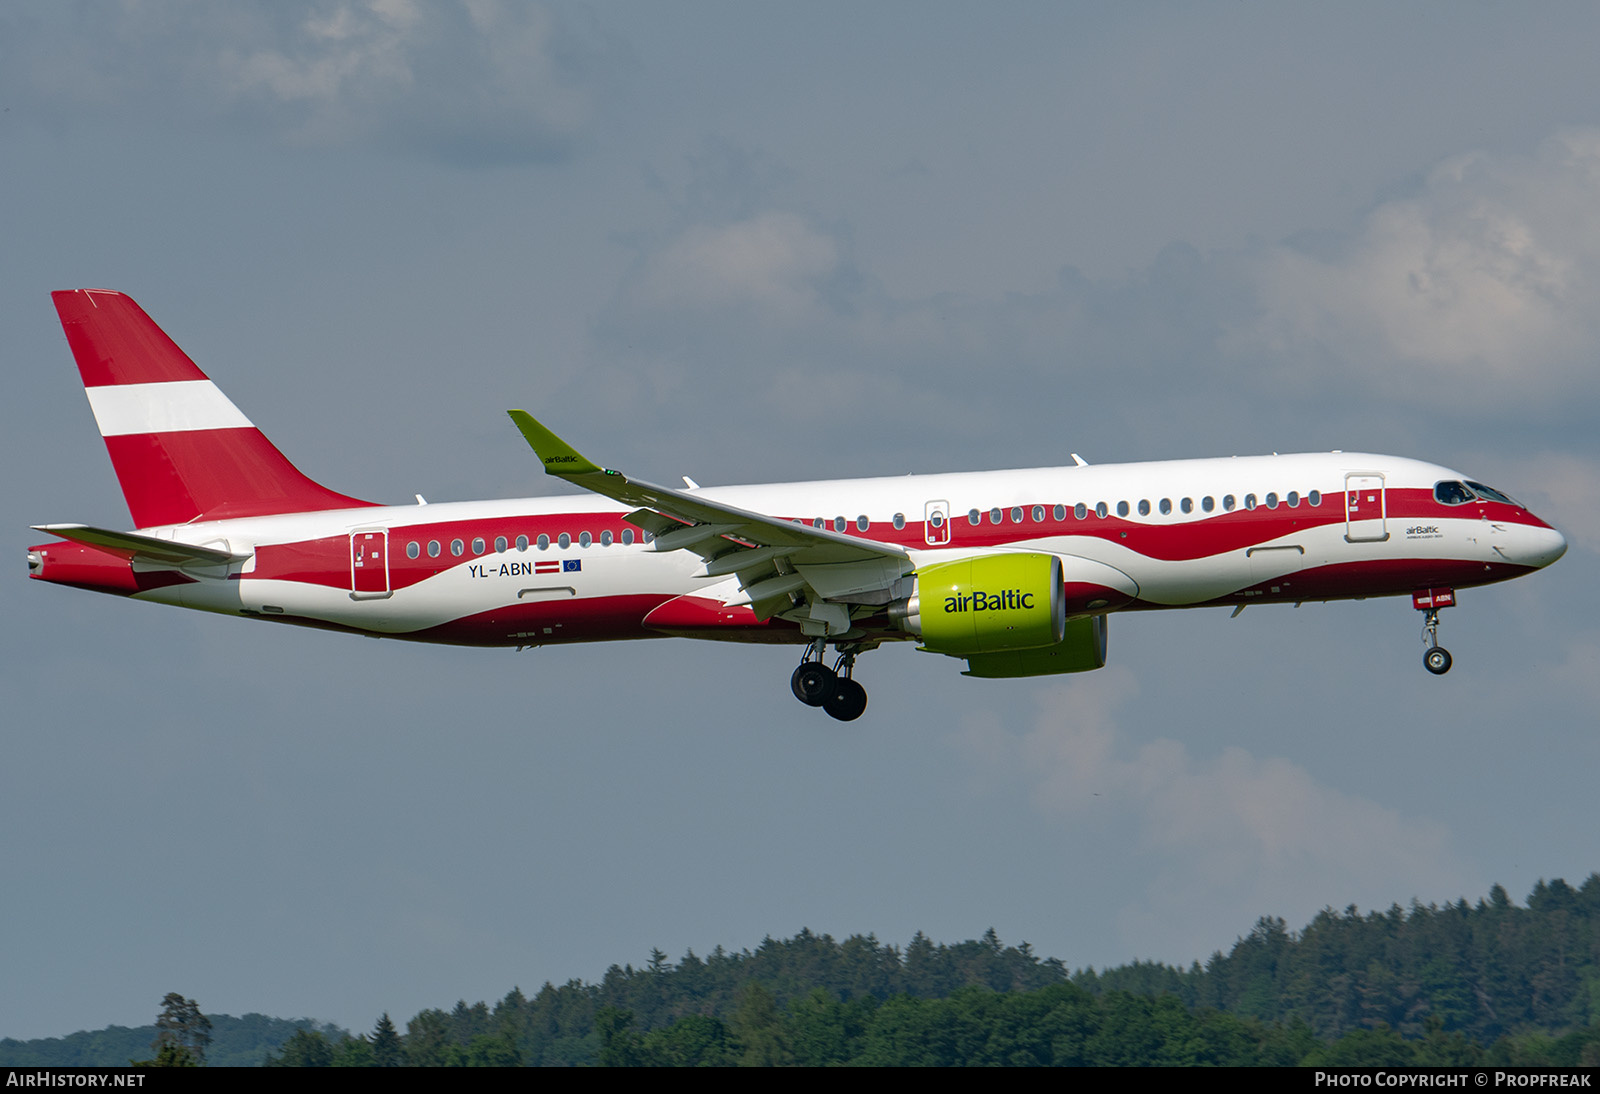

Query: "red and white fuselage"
<box><xmin>28</xmin><ymin>290</ymin><xmax>1566</xmax><ymax>697</ymax></box>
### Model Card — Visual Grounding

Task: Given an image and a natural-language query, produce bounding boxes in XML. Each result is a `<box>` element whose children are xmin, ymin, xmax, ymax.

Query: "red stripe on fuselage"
<box><xmin>1161</xmin><ymin>557</ymin><xmax>1537</xmax><ymax>611</ymax></box>
<box><xmin>245</xmin><ymin>491</ymin><xmax>1553</xmax><ymax>599</ymax></box>
<box><xmin>402</xmin><ymin>593</ymin><xmax>674</xmax><ymax>647</ymax></box>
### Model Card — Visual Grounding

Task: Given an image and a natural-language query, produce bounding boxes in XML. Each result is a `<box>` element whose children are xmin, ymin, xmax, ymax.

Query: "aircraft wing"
<box><xmin>507</xmin><ymin>411</ymin><xmax>912</xmax><ymax>632</ymax></box>
<box><xmin>32</xmin><ymin>524</ymin><xmax>249</xmax><ymax>566</ymax></box>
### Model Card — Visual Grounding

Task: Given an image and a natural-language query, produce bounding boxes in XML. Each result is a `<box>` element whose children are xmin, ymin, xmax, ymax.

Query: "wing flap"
<box><xmin>506</xmin><ymin>410</ymin><xmax>912</xmax><ymax>632</ymax></box>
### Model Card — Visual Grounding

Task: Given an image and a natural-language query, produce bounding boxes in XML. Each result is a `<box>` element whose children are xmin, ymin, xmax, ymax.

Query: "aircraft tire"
<box><xmin>1424</xmin><ymin>647</ymin><xmax>1453</xmax><ymax>675</ymax></box>
<box><xmin>792</xmin><ymin>662</ymin><xmax>837</xmax><ymax>706</ymax></box>
<box><xmin>823</xmin><ymin>678</ymin><xmax>867</xmax><ymax>721</ymax></box>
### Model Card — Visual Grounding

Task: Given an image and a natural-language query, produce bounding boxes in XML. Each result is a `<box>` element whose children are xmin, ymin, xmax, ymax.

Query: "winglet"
<box><xmin>507</xmin><ymin>410</ymin><xmax>604</xmax><ymax>477</ymax></box>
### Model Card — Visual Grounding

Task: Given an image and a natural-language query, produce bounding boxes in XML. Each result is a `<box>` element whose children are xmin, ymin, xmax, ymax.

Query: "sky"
<box><xmin>3</xmin><ymin>1</ymin><xmax>1599</xmax><ymax>1042</ymax></box>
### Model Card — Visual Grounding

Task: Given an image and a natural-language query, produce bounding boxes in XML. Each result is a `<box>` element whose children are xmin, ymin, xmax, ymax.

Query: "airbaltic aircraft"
<box><xmin>30</xmin><ymin>290</ymin><xmax>1568</xmax><ymax>720</ymax></box>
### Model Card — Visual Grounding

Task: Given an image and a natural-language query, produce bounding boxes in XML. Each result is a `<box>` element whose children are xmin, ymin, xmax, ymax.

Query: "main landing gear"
<box><xmin>790</xmin><ymin>641</ymin><xmax>868</xmax><ymax>721</ymax></box>
<box><xmin>1415</xmin><ymin>588</ymin><xmax>1455</xmax><ymax>676</ymax></box>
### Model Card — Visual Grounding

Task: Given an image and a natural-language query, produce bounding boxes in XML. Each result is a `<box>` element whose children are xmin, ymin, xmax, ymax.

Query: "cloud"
<box><xmin>589</xmin><ymin>130</ymin><xmax>1600</xmax><ymax>474</ymax></box>
<box><xmin>954</xmin><ymin>671</ymin><xmax>1470</xmax><ymax>958</ymax></box>
<box><xmin>628</xmin><ymin>212</ymin><xmax>843</xmax><ymax>319</ymax></box>
<box><xmin>3</xmin><ymin>0</ymin><xmax>602</xmax><ymax>165</ymax></box>
<box><xmin>1238</xmin><ymin>130</ymin><xmax>1600</xmax><ymax>415</ymax></box>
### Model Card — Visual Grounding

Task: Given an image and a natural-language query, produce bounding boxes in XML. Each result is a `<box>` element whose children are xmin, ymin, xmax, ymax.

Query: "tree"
<box><xmin>371</xmin><ymin>1014</ymin><xmax>404</xmax><ymax>1067</ymax></box>
<box><xmin>265</xmin><ymin>1029</ymin><xmax>335</xmax><ymax>1067</ymax></box>
<box><xmin>151</xmin><ymin>993</ymin><xmax>211</xmax><ymax>1066</ymax></box>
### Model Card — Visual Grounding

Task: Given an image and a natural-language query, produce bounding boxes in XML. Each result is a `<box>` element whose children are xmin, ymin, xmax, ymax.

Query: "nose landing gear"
<box><xmin>789</xmin><ymin>641</ymin><xmax>869</xmax><ymax>721</ymax></box>
<box><xmin>1414</xmin><ymin>588</ymin><xmax>1455</xmax><ymax>676</ymax></box>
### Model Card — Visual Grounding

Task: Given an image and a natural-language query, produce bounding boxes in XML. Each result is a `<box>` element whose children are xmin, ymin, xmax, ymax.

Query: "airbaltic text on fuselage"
<box><xmin>944</xmin><ymin>589</ymin><xmax>1035</xmax><ymax>613</ymax></box>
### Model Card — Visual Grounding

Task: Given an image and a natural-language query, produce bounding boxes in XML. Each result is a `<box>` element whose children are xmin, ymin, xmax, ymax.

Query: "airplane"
<box><xmin>29</xmin><ymin>289</ymin><xmax>1568</xmax><ymax>721</ymax></box>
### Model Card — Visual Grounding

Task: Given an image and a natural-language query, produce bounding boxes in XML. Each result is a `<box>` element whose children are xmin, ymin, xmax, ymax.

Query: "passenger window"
<box><xmin>1181</xmin><ymin>498</ymin><xmax>1193</xmax><ymax>514</ymax></box>
<box><xmin>621</xmin><ymin>529</ymin><xmax>635</xmax><ymax>546</ymax></box>
<box><xmin>1223</xmin><ymin>494</ymin><xmax>1236</xmax><ymax>511</ymax></box>
<box><xmin>495</xmin><ymin>536</ymin><xmax>508</xmax><ymax>553</ymax></box>
<box><xmin>1116</xmin><ymin>501</ymin><xmax>1130</xmax><ymax>517</ymax></box>
<box><xmin>1010</xmin><ymin>507</ymin><xmax>1023</xmax><ymax>523</ymax></box>
<box><xmin>834</xmin><ymin>516</ymin><xmax>847</xmax><ymax>532</ymax></box>
<box><xmin>407</xmin><ymin>541</ymin><xmax>420</xmax><ymax>559</ymax></box>
<box><xmin>558</xmin><ymin>533</ymin><xmax>571</xmax><ymax>548</ymax></box>
<box><xmin>516</xmin><ymin>535</ymin><xmax>529</xmax><ymax>551</ymax></box>
<box><xmin>967</xmin><ymin>510</ymin><xmax>980</xmax><ymax>526</ymax></box>
<box><xmin>451</xmin><ymin>539</ymin><xmax>464</xmax><ymax>557</ymax></box>
<box><xmin>897</xmin><ymin>513</ymin><xmax>909</xmax><ymax>530</ymax></box>
<box><xmin>472</xmin><ymin>537</ymin><xmax>486</xmax><ymax>554</ymax></box>
<box><xmin>1202</xmin><ymin>496</ymin><xmax>1215</xmax><ymax>512</ymax></box>
<box><xmin>1074</xmin><ymin>503</ymin><xmax>1087</xmax><ymax>520</ymax></box>
<box><xmin>1032</xmin><ymin>505</ymin><xmax>1045</xmax><ymax>522</ymax></box>
<box><xmin>536</xmin><ymin>534</ymin><xmax>549</xmax><ymax>550</ymax></box>
<box><xmin>857</xmin><ymin>516</ymin><xmax>870</xmax><ymax>531</ymax></box>
<box><xmin>1308</xmin><ymin>490</ymin><xmax>1321</xmax><ymax>506</ymax></box>
<box><xmin>990</xmin><ymin>508</ymin><xmax>1003</xmax><ymax>524</ymax></box>
<box><xmin>579</xmin><ymin>532</ymin><xmax>592</xmax><ymax>547</ymax></box>
<box><xmin>1159</xmin><ymin>498</ymin><xmax>1172</xmax><ymax>515</ymax></box>
<box><xmin>428</xmin><ymin>540</ymin><xmax>441</xmax><ymax>558</ymax></box>
<box><xmin>813</xmin><ymin>518</ymin><xmax>825</xmax><ymax>529</ymax></box>
<box><xmin>1138</xmin><ymin>499</ymin><xmax>1150</xmax><ymax>516</ymax></box>
<box><xmin>600</xmin><ymin>530</ymin><xmax>613</xmax><ymax>546</ymax></box>
<box><xmin>1095</xmin><ymin>502</ymin><xmax>1108</xmax><ymax>518</ymax></box>
<box><xmin>1053</xmin><ymin>504</ymin><xmax>1066</xmax><ymax>521</ymax></box>
<box><xmin>1287</xmin><ymin>491</ymin><xmax>1300</xmax><ymax>508</ymax></box>
<box><xmin>1245</xmin><ymin>494</ymin><xmax>1257</xmax><ymax>510</ymax></box>
<box><xmin>1266</xmin><ymin>492</ymin><xmax>1279</xmax><ymax>509</ymax></box>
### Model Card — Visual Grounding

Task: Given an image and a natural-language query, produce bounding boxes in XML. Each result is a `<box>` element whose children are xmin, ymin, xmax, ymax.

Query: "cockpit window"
<box><xmin>1434</xmin><ymin>481</ymin><xmax>1474</xmax><ymax>506</ymax></box>
<box><xmin>1465</xmin><ymin>480</ymin><xmax>1519</xmax><ymax>506</ymax></box>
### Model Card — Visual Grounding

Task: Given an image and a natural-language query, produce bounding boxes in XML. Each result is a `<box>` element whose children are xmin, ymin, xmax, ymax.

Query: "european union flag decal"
<box><xmin>563</xmin><ymin>559</ymin><xmax>582</xmax><ymax>572</ymax></box>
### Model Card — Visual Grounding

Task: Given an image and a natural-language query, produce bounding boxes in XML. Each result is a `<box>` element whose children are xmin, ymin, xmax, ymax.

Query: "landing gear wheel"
<box><xmin>1424</xmin><ymin>646</ymin><xmax>1453</xmax><ymax>675</ymax></box>
<box><xmin>823</xmin><ymin>678</ymin><xmax>868</xmax><ymax>722</ymax></box>
<box><xmin>791</xmin><ymin>662</ymin><xmax>837</xmax><ymax>706</ymax></box>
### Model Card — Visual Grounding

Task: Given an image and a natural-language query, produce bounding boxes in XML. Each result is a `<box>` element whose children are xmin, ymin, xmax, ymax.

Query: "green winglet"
<box><xmin>507</xmin><ymin>410</ymin><xmax>603</xmax><ymax>477</ymax></box>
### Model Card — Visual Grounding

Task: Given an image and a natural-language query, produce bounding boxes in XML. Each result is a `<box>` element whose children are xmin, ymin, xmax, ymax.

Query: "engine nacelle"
<box><xmin>890</xmin><ymin>553</ymin><xmax>1066</xmax><ymax>656</ymax></box>
<box><xmin>961</xmin><ymin>614</ymin><xmax>1109</xmax><ymax>677</ymax></box>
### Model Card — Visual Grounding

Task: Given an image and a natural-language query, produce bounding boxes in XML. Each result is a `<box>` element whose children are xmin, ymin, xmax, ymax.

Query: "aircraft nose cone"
<box><xmin>1528</xmin><ymin>524</ymin><xmax>1567</xmax><ymax>568</ymax></box>
<box><xmin>1545</xmin><ymin>527</ymin><xmax>1568</xmax><ymax>566</ymax></box>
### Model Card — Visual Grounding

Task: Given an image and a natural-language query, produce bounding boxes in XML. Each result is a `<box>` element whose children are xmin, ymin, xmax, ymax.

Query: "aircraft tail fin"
<box><xmin>52</xmin><ymin>289</ymin><xmax>375</xmax><ymax>527</ymax></box>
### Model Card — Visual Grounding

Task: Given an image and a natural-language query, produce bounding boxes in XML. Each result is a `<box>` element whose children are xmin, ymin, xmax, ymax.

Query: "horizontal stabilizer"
<box><xmin>32</xmin><ymin>524</ymin><xmax>248</xmax><ymax>565</ymax></box>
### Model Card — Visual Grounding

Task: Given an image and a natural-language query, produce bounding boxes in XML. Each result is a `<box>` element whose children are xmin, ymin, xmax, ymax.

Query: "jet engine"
<box><xmin>888</xmin><ymin>552</ymin><xmax>1110</xmax><ymax>677</ymax></box>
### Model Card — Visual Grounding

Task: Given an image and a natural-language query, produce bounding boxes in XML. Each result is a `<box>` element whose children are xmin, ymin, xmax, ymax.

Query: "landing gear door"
<box><xmin>924</xmin><ymin>500</ymin><xmax>952</xmax><ymax>546</ymax></box>
<box><xmin>350</xmin><ymin>528</ymin><xmax>392</xmax><ymax>599</ymax></box>
<box><xmin>1344</xmin><ymin>473</ymin><xmax>1388</xmax><ymax>543</ymax></box>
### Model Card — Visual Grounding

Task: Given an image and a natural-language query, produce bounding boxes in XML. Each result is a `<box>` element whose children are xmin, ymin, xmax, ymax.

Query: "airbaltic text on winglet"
<box><xmin>544</xmin><ymin>455</ymin><xmax>582</xmax><ymax>464</ymax></box>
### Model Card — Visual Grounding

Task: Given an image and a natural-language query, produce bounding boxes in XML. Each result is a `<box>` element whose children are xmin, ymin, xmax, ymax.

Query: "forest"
<box><xmin>5</xmin><ymin>875</ymin><xmax>1597</xmax><ymax>1066</ymax></box>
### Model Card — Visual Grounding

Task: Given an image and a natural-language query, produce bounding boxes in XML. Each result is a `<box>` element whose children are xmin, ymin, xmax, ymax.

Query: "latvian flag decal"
<box><xmin>535</xmin><ymin>561</ymin><xmax>560</xmax><ymax>574</ymax></box>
